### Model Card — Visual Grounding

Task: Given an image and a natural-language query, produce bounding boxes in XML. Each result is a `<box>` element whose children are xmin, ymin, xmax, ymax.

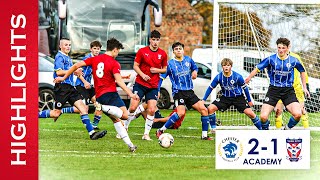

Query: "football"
<box><xmin>158</xmin><ymin>133</ymin><xmax>174</xmax><ymax>148</ymax></box>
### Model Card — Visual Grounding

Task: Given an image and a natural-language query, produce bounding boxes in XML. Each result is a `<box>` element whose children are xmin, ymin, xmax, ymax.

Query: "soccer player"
<box><xmin>54</xmin><ymin>38</ymin><xmax>140</xmax><ymax>152</ymax></box>
<box><xmin>202</xmin><ymin>58</ymin><xmax>262</xmax><ymax>130</ymax></box>
<box><xmin>126</xmin><ymin>30</ymin><xmax>168</xmax><ymax>141</ymax></box>
<box><xmin>74</xmin><ymin>40</ymin><xmax>103</xmax><ymax>129</ymax></box>
<box><xmin>156</xmin><ymin>42</ymin><xmax>212</xmax><ymax>140</ymax></box>
<box><xmin>245</xmin><ymin>37</ymin><xmax>310</xmax><ymax>130</ymax></box>
<box><xmin>38</xmin><ymin>38</ymin><xmax>107</xmax><ymax>140</ymax></box>
<box><xmin>274</xmin><ymin>51</ymin><xmax>310</xmax><ymax>129</ymax></box>
<box><xmin>52</xmin><ymin>40</ymin><xmax>104</xmax><ymax>125</ymax></box>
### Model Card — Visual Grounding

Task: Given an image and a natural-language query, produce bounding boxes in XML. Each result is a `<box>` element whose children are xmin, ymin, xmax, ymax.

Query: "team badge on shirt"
<box><xmin>56</xmin><ymin>102</ymin><xmax>62</xmax><ymax>108</ymax></box>
<box><xmin>158</xmin><ymin>54</ymin><xmax>162</xmax><ymax>59</ymax></box>
<box><xmin>185</xmin><ymin>62</ymin><xmax>190</xmax><ymax>67</ymax></box>
<box><xmin>230</xmin><ymin>80</ymin><xmax>235</xmax><ymax>84</ymax></box>
<box><xmin>286</xmin><ymin>63</ymin><xmax>291</xmax><ymax>68</ymax></box>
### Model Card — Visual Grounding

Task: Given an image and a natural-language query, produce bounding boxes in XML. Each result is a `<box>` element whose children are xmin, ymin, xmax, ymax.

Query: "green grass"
<box><xmin>39</xmin><ymin>110</ymin><xmax>320</xmax><ymax>180</ymax></box>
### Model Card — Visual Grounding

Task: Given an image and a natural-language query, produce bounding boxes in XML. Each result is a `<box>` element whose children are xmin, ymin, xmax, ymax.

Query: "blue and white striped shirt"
<box><xmin>53</xmin><ymin>51</ymin><xmax>74</xmax><ymax>85</ymax></box>
<box><xmin>75</xmin><ymin>53</ymin><xmax>93</xmax><ymax>87</ymax></box>
<box><xmin>203</xmin><ymin>71</ymin><xmax>251</xmax><ymax>101</ymax></box>
<box><xmin>160</xmin><ymin>56</ymin><xmax>198</xmax><ymax>96</ymax></box>
<box><xmin>257</xmin><ymin>53</ymin><xmax>305</xmax><ymax>87</ymax></box>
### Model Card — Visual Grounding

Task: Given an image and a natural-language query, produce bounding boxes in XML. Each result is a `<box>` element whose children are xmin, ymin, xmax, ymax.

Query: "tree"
<box><xmin>192</xmin><ymin>1</ymin><xmax>271</xmax><ymax>48</ymax></box>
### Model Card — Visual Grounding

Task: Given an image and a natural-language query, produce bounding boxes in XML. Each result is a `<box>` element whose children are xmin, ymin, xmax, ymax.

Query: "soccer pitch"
<box><xmin>39</xmin><ymin>110</ymin><xmax>320</xmax><ymax>180</ymax></box>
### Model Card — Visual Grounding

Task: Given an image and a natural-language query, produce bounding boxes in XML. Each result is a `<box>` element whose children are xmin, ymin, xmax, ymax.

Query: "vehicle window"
<box><xmin>39</xmin><ymin>56</ymin><xmax>54</xmax><ymax>72</ymax></box>
<box><xmin>244</xmin><ymin>57</ymin><xmax>267</xmax><ymax>78</ymax></box>
<box><xmin>195</xmin><ymin>62</ymin><xmax>211</xmax><ymax>79</ymax></box>
<box><xmin>116</xmin><ymin>54</ymin><xmax>135</xmax><ymax>70</ymax></box>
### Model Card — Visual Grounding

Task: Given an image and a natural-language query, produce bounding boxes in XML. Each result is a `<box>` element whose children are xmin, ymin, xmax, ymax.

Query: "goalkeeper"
<box><xmin>274</xmin><ymin>51</ymin><xmax>309</xmax><ymax>129</ymax></box>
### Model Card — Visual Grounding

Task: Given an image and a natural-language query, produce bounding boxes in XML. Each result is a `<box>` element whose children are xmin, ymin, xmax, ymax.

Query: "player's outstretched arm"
<box><xmin>114</xmin><ymin>73</ymin><xmax>139</xmax><ymax>101</ymax></box>
<box><xmin>203</xmin><ymin>75</ymin><xmax>219</xmax><ymax>101</ymax></box>
<box><xmin>245</xmin><ymin>68</ymin><xmax>259</xmax><ymax>84</ymax></box>
<box><xmin>78</xmin><ymin>75</ymin><xmax>91</xmax><ymax>89</ymax></box>
<box><xmin>54</xmin><ymin>61</ymin><xmax>86</xmax><ymax>83</ymax></box>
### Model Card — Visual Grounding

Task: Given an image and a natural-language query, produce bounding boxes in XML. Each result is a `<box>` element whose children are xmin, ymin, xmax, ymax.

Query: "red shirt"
<box><xmin>135</xmin><ymin>46</ymin><xmax>167</xmax><ymax>88</ymax></box>
<box><xmin>84</xmin><ymin>54</ymin><xmax>120</xmax><ymax>98</ymax></box>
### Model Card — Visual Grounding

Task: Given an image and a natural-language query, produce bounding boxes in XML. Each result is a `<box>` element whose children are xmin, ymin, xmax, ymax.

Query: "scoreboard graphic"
<box><xmin>216</xmin><ymin>130</ymin><xmax>310</xmax><ymax>169</ymax></box>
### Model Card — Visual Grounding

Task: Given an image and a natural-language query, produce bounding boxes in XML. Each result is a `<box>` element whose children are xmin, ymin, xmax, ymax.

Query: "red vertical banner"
<box><xmin>0</xmin><ymin>0</ymin><xmax>38</xmax><ymax>179</ymax></box>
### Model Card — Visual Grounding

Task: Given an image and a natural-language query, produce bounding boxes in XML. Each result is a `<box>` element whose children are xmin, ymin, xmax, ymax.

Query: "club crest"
<box><xmin>286</xmin><ymin>138</ymin><xmax>302</xmax><ymax>162</ymax></box>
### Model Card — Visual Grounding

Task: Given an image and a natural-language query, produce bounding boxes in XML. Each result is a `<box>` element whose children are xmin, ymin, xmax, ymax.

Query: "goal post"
<box><xmin>211</xmin><ymin>0</ymin><xmax>320</xmax><ymax>130</ymax></box>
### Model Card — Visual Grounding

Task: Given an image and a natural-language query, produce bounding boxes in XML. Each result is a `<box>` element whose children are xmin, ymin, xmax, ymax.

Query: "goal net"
<box><xmin>211</xmin><ymin>0</ymin><xmax>320</xmax><ymax>130</ymax></box>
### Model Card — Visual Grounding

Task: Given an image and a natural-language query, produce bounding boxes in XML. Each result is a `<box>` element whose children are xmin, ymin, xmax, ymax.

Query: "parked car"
<box><xmin>38</xmin><ymin>52</ymin><xmax>55</xmax><ymax>111</ymax></box>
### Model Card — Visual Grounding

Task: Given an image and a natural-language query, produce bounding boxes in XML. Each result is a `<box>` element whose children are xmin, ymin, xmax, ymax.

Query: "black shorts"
<box><xmin>212</xmin><ymin>95</ymin><xmax>250</xmax><ymax>113</ymax></box>
<box><xmin>53</xmin><ymin>83</ymin><xmax>83</xmax><ymax>109</ymax></box>
<box><xmin>173</xmin><ymin>90</ymin><xmax>200</xmax><ymax>110</ymax></box>
<box><xmin>75</xmin><ymin>85</ymin><xmax>95</xmax><ymax>105</ymax></box>
<box><xmin>264</xmin><ymin>86</ymin><xmax>298</xmax><ymax>107</ymax></box>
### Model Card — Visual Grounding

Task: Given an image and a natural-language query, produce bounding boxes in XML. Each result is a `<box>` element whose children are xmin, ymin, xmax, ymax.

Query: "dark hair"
<box><xmin>90</xmin><ymin>40</ymin><xmax>102</xmax><ymax>48</ymax></box>
<box><xmin>106</xmin><ymin>38</ymin><xmax>124</xmax><ymax>51</ymax></box>
<box><xmin>60</xmin><ymin>37</ymin><xmax>70</xmax><ymax>41</ymax></box>
<box><xmin>276</xmin><ymin>37</ymin><xmax>290</xmax><ymax>47</ymax></box>
<box><xmin>150</xmin><ymin>30</ymin><xmax>161</xmax><ymax>38</ymax></box>
<box><xmin>172</xmin><ymin>42</ymin><xmax>184</xmax><ymax>50</ymax></box>
<box><xmin>221</xmin><ymin>58</ymin><xmax>233</xmax><ymax>66</ymax></box>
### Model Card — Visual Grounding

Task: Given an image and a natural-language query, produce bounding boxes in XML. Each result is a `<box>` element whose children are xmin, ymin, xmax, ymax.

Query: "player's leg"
<box><xmin>260</xmin><ymin>104</ymin><xmax>274</xmax><ymax>130</ymax></box>
<box><xmin>126</xmin><ymin>84</ymin><xmax>144</xmax><ymax>129</ymax></box>
<box><xmin>283</xmin><ymin>88</ymin><xmax>302</xmax><ymax>129</ymax></box>
<box><xmin>207</xmin><ymin>96</ymin><xmax>230</xmax><ymax>134</ymax></box>
<box><xmin>156</xmin><ymin>104</ymin><xmax>185</xmax><ymax>138</ymax></box>
<box><xmin>243</xmin><ymin>108</ymin><xmax>262</xmax><ymax>130</ymax></box>
<box><xmin>111</xmin><ymin>117</ymin><xmax>137</xmax><ymax>152</ymax></box>
<box><xmin>152</xmin><ymin>109</ymin><xmax>166</xmax><ymax>128</ymax></box>
<box><xmin>142</xmin><ymin>99</ymin><xmax>157</xmax><ymax>140</ymax></box>
<box><xmin>300</xmin><ymin>101</ymin><xmax>309</xmax><ymax>129</ymax></box>
<box><xmin>260</xmin><ymin>86</ymin><xmax>281</xmax><ymax>130</ymax></box>
<box><xmin>296</xmin><ymin>92</ymin><xmax>308</xmax><ymax>129</ymax></box>
<box><xmin>207</xmin><ymin>104</ymin><xmax>218</xmax><ymax>134</ymax></box>
<box><xmin>284</xmin><ymin>102</ymin><xmax>302</xmax><ymax>129</ymax></box>
<box><xmin>234</xmin><ymin>96</ymin><xmax>262</xmax><ymax>130</ymax></box>
<box><xmin>71</xmin><ymin>89</ymin><xmax>106</xmax><ymax>140</ymax></box>
<box><xmin>141</xmin><ymin>88</ymin><xmax>158</xmax><ymax>140</ymax></box>
<box><xmin>106</xmin><ymin>94</ymin><xmax>137</xmax><ymax>152</ymax></box>
<box><xmin>39</xmin><ymin>83</ymin><xmax>74</xmax><ymax>120</ymax></box>
<box><xmin>274</xmin><ymin>101</ymin><xmax>284</xmax><ymax>129</ymax></box>
<box><xmin>90</xmin><ymin>93</ymin><xmax>102</xmax><ymax>129</ymax></box>
<box><xmin>53</xmin><ymin>85</ymin><xmax>88</xmax><ymax>122</ymax></box>
<box><xmin>92</xmin><ymin>105</ymin><xmax>102</xmax><ymax>130</ymax></box>
<box><xmin>124</xmin><ymin>103</ymin><xmax>147</xmax><ymax>130</ymax></box>
<box><xmin>172</xmin><ymin>110</ymin><xmax>185</xmax><ymax>129</ymax></box>
<box><xmin>38</xmin><ymin>108</ymin><xmax>62</xmax><ymax>119</ymax></box>
<box><xmin>191</xmin><ymin>95</ymin><xmax>212</xmax><ymax>140</ymax></box>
